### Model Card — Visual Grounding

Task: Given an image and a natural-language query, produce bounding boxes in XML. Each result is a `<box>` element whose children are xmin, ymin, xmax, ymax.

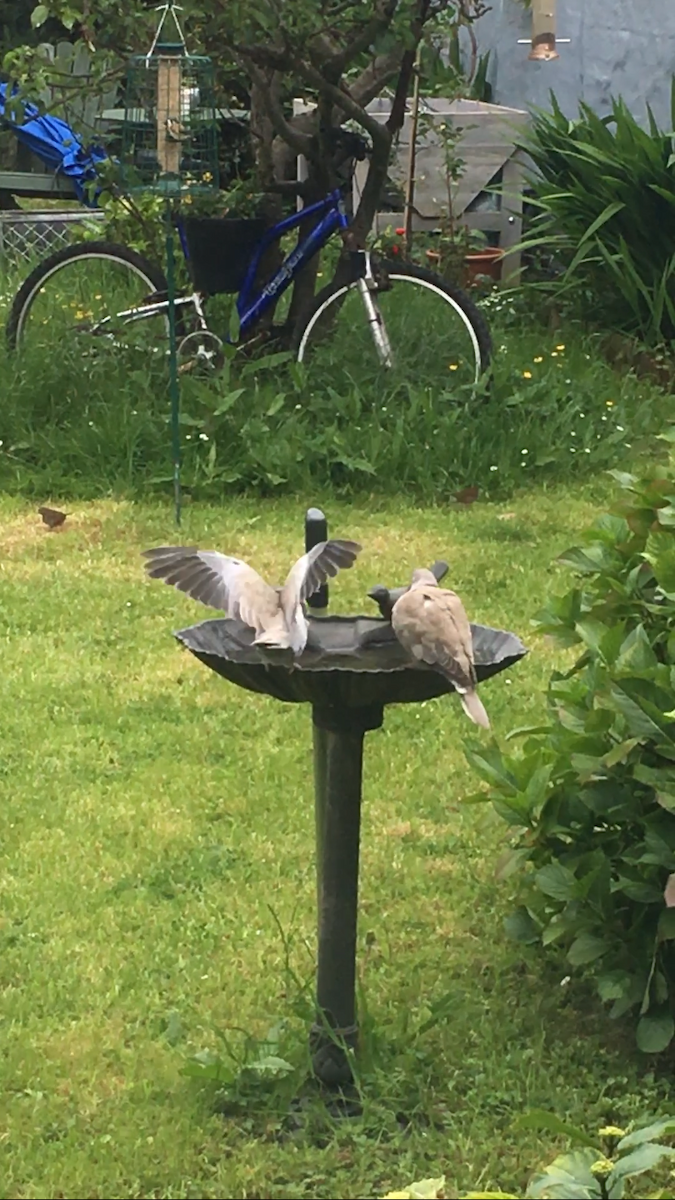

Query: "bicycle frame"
<box><xmin>177</xmin><ymin>186</ymin><xmax>349</xmax><ymax>336</ymax></box>
<box><xmin>87</xmin><ymin>187</ymin><xmax>353</xmax><ymax>343</ymax></box>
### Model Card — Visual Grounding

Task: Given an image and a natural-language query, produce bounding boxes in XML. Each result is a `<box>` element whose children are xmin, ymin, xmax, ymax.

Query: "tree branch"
<box><xmin>237</xmin><ymin>57</ymin><xmax>313</xmax><ymax>156</ymax></box>
<box><xmin>385</xmin><ymin>0</ymin><xmax>432</xmax><ymax>134</ymax></box>
<box><xmin>350</xmin><ymin>49</ymin><xmax>407</xmax><ymax>107</ymax></box>
<box><xmin>310</xmin><ymin>0</ymin><xmax>399</xmax><ymax>79</ymax></box>
<box><xmin>295</xmin><ymin>63</ymin><xmax>391</xmax><ymax>149</ymax></box>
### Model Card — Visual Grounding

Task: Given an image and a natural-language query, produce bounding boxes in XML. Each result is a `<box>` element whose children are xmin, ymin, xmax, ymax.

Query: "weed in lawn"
<box><xmin>2</xmin><ymin>488</ymin><xmax>675</xmax><ymax>1199</ymax></box>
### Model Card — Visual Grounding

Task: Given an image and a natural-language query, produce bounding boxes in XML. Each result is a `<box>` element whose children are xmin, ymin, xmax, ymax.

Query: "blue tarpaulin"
<box><xmin>0</xmin><ymin>82</ymin><xmax>107</xmax><ymax>203</ymax></box>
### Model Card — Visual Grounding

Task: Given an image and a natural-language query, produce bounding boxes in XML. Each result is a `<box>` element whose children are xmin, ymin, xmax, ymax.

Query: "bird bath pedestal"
<box><xmin>175</xmin><ymin>610</ymin><xmax>527</xmax><ymax>1087</ymax></box>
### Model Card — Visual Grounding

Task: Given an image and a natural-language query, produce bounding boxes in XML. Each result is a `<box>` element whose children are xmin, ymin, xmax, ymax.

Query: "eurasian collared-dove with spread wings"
<box><xmin>391</xmin><ymin>567</ymin><xmax>490</xmax><ymax>729</ymax></box>
<box><xmin>142</xmin><ymin>539</ymin><xmax>361</xmax><ymax>656</ymax></box>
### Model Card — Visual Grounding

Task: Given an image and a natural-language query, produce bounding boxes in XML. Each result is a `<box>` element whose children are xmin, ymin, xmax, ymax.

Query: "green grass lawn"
<box><xmin>2</xmin><ymin>482</ymin><xmax>674</xmax><ymax>1200</ymax></box>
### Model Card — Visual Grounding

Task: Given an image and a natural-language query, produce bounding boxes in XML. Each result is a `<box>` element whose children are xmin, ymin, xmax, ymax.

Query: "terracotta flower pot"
<box><xmin>425</xmin><ymin>245</ymin><xmax>504</xmax><ymax>287</ymax></box>
<box><xmin>464</xmin><ymin>246</ymin><xmax>504</xmax><ymax>287</ymax></box>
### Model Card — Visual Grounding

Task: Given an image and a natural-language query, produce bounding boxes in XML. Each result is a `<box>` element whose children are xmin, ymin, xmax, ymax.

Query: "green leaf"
<box><xmin>608</xmin><ymin>1143</ymin><xmax>675</xmax><ymax>1188</ymax></box>
<box><xmin>388</xmin><ymin>1178</ymin><xmax>446</xmax><ymax>1199</ymax></box>
<box><xmin>495</xmin><ymin>847</ymin><xmax>532</xmax><ymax>881</ymax></box>
<box><xmin>526</xmin><ymin>1148</ymin><xmax>602</xmax><ymax>1198</ymax></box>
<box><xmin>636</xmin><ymin>1013</ymin><xmax>675</xmax><ymax>1053</ymax></box>
<box><xmin>557</xmin><ymin>546</ymin><xmax>607</xmax><ymax>574</ymax></box>
<box><xmin>576</xmin><ymin>620</ymin><xmax>609</xmax><ymax>655</ymax></box>
<box><xmin>615</xmin><ymin>626</ymin><xmax>658</xmax><ymax>674</ymax></box>
<box><xmin>567</xmin><ymin>933</ymin><xmax>610</xmax><ymax>966</ymax></box>
<box><xmin>31</xmin><ymin>4</ymin><xmax>49</xmax><ymax>28</ymax></box>
<box><xmin>265</xmin><ymin>395</ymin><xmax>286</xmax><ymax>417</ymax></box>
<box><xmin>603</xmin><ymin>739</ymin><xmax>640</xmax><ymax>768</ymax></box>
<box><xmin>182</xmin><ymin>1050</ymin><xmax>233</xmax><ymax>1083</ymax></box>
<box><xmin>535</xmin><ymin>862</ymin><xmax>578</xmax><ymax>901</ymax></box>
<box><xmin>597</xmin><ymin>971</ymin><xmax>633</xmax><ymax>1003</ymax></box>
<box><xmin>246</xmin><ymin>1054</ymin><xmax>294</xmax><ymax>1076</ymax></box>
<box><xmin>514</xmin><ymin>1109</ymin><xmax>600</xmax><ymax>1149</ymax></box>
<box><xmin>653</xmin><ymin>912</ymin><xmax>675</xmax><ymax>940</ymax></box>
<box><xmin>464</xmin><ymin>746</ymin><xmax>519</xmax><ymax>793</ymax></box>
<box><xmin>619</xmin><ymin>1116</ymin><xmax>675</xmax><ymax>1150</ymax></box>
<box><xmin>504</xmin><ymin>906</ymin><xmax>540</xmax><ymax>944</ymax></box>
<box><xmin>213</xmin><ymin>388</ymin><xmax>245</xmax><ymax>415</ymax></box>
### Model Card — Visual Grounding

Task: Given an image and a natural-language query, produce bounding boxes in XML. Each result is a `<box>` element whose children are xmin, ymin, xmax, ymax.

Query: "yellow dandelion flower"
<box><xmin>448</xmin><ymin>363</ymin><xmax>459</xmax><ymax>371</ymax></box>
<box><xmin>522</xmin><ymin>370</ymin><xmax>532</xmax><ymax>379</ymax></box>
<box><xmin>533</xmin><ymin>355</ymin><xmax>544</xmax><ymax>363</ymax></box>
<box><xmin>551</xmin><ymin>351</ymin><xmax>559</xmax><ymax>357</ymax></box>
<box><xmin>556</xmin><ymin>343</ymin><xmax>566</xmax><ymax>351</ymax></box>
<box><xmin>606</xmin><ymin>400</ymin><xmax>615</xmax><ymax>407</ymax></box>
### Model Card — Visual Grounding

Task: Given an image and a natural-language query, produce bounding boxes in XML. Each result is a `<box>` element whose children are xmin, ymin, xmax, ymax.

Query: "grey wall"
<box><xmin>475</xmin><ymin>0</ymin><xmax>675</xmax><ymax>124</ymax></box>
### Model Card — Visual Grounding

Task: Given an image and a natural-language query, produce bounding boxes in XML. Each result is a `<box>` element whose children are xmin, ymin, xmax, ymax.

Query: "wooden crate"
<box><xmin>354</xmin><ymin>97</ymin><xmax>530</xmax><ymax>283</ymax></box>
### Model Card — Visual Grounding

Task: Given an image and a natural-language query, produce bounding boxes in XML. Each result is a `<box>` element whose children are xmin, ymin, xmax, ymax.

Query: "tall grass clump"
<box><xmin>0</xmin><ymin>318</ymin><xmax>671</xmax><ymax>499</ymax></box>
<box><xmin>522</xmin><ymin>87</ymin><xmax>675</xmax><ymax>345</ymax></box>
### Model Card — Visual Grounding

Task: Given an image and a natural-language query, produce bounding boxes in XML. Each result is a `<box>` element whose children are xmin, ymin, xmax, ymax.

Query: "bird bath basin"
<box><xmin>175</xmin><ymin>611</ymin><xmax>527</xmax><ymax>1086</ymax></box>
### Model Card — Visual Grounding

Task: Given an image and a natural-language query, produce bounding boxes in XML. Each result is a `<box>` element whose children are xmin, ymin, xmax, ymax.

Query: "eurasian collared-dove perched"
<box><xmin>142</xmin><ymin>540</ymin><xmax>361</xmax><ymax>656</ymax></box>
<box><xmin>390</xmin><ymin>567</ymin><xmax>490</xmax><ymax>728</ymax></box>
<box><xmin>368</xmin><ymin>560</ymin><xmax>449</xmax><ymax>620</ymax></box>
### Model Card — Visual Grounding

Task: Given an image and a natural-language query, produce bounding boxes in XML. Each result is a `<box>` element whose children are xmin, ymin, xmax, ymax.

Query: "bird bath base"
<box><xmin>176</xmin><ymin>614</ymin><xmax>527</xmax><ymax>1086</ymax></box>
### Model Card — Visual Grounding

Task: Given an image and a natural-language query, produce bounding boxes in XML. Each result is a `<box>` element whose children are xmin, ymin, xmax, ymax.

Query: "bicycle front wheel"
<box><xmin>295</xmin><ymin>258</ymin><xmax>491</xmax><ymax>396</ymax></box>
<box><xmin>6</xmin><ymin>241</ymin><xmax>172</xmax><ymax>360</ymax></box>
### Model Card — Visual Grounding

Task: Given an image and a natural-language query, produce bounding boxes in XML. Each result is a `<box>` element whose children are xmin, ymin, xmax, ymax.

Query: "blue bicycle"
<box><xmin>7</xmin><ymin>133</ymin><xmax>491</xmax><ymax>394</ymax></box>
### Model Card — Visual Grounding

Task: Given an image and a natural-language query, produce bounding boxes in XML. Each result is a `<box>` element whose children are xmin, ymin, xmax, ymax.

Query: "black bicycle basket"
<box><xmin>183</xmin><ymin>216</ymin><xmax>267</xmax><ymax>295</ymax></box>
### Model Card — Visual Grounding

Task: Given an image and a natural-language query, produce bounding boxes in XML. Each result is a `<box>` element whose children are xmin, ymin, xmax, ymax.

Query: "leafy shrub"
<box><xmin>385</xmin><ymin>1112</ymin><xmax>675</xmax><ymax>1198</ymax></box>
<box><xmin>521</xmin><ymin>89</ymin><xmax>675</xmax><ymax>344</ymax></box>
<box><xmin>467</xmin><ymin>445</ymin><xmax>675</xmax><ymax>1053</ymax></box>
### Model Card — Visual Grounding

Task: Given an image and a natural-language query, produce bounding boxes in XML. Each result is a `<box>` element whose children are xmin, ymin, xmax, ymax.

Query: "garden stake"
<box><xmin>166</xmin><ymin>209</ymin><xmax>181</xmax><ymax>527</ymax></box>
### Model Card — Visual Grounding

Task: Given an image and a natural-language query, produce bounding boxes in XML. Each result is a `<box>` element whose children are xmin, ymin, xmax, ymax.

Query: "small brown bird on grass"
<box><xmin>38</xmin><ymin>506</ymin><xmax>68</xmax><ymax>530</ymax></box>
<box><xmin>391</xmin><ymin>567</ymin><xmax>490</xmax><ymax>729</ymax></box>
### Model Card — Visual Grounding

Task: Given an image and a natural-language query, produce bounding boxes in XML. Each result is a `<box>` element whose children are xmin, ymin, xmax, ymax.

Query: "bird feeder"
<box><xmin>529</xmin><ymin>0</ymin><xmax>559</xmax><ymax>61</ymax></box>
<box><xmin>120</xmin><ymin>0</ymin><xmax>219</xmax><ymax>527</ymax></box>
<box><xmin>121</xmin><ymin>1</ymin><xmax>219</xmax><ymax>196</ymax></box>
<box><xmin>170</xmin><ymin>510</ymin><xmax>528</xmax><ymax>1088</ymax></box>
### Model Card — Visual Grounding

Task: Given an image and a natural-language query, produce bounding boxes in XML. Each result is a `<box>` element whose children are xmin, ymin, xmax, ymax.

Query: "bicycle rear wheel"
<box><xmin>295</xmin><ymin>258</ymin><xmax>491</xmax><ymax>396</ymax></box>
<box><xmin>6</xmin><ymin>241</ymin><xmax>172</xmax><ymax>360</ymax></box>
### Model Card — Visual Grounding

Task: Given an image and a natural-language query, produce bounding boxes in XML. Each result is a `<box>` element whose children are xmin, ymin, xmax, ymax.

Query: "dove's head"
<box><xmin>368</xmin><ymin>584</ymin><xmax>394</xmax><ymax>619</ymax></box>
<box><xmin>410</xmin><ymin>568</ymin><xmax>440</xmax><ymax>590</ymax></box>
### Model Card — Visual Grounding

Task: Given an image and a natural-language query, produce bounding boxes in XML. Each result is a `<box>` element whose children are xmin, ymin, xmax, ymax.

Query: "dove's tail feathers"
<box><xmin>460</xmin><ymin>689</ymin><xmax>490</xmax><ymax>729</ymax></box>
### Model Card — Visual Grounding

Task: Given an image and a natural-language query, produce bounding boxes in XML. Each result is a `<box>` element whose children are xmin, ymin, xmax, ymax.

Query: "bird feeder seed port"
<box><xmin>518</xmin><ymin>0</ymin><xmax>571</xmax><ymax>61</ymax></box>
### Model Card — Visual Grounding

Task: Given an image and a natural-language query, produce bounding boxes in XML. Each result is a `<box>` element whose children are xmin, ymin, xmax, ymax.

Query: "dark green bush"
<box><xmin>467</xmin><ymin>443</ymin><xmax>675</xmax><ymax>1053</ymax></box>
<box><xmin>522</xmin><ymin>88</ymin><xmax>675</xmax><ymax>344</ymax></box>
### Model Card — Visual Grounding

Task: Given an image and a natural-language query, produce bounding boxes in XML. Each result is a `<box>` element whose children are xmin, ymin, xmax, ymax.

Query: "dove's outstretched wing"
<box><xmin>142</xmin><ymin>546</ymin><xmax>279</xmax><ymax>633</ymax></box>
<box><xmin>279</xmin><ymin>539</ymin><xmax>362</xmax><ymax>625</ymax></box>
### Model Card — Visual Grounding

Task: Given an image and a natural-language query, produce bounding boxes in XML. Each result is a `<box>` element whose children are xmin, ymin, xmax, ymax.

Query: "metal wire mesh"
<box><xmin>0</xmin><ymin>208</ymin><xmax>104</xmax><ymax>264</ymax></box>
<box><xmin>121</xmin><ymin>53</ymin><xmax>219</xmax><ymax>195</ymax></box>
